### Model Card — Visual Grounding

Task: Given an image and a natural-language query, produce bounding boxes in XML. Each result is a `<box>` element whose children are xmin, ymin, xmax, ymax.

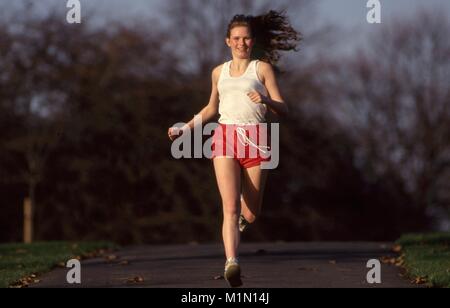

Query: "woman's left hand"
<box><xmin>247</xmin><ymin>91</ymin><xmax>267</xmax><ymax>105</ymax></box>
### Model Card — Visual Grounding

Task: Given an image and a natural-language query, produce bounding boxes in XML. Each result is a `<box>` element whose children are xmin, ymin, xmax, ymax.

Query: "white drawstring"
<box><xmin>236</xmin><ymin>127</ymin><xmax>270</xmax><ymax>154</ymax></box>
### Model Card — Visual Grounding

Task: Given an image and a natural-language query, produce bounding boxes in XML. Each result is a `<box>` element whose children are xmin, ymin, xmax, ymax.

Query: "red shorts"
<box><xmin>211</xmin><ymin>123</ymin><xmax>271</xmax><ymax>169</ymax></box>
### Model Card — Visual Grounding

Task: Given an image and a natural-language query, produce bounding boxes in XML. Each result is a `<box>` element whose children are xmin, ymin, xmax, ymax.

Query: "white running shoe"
<box><xmin>239</xmin><ymin>215</ymin><xmax>249</xmax><ymax>232</ymax></box>
<box><xmin>224</xmin><ymin>257</ymin><xmax>242</xmax><ymax>287</ymax></box>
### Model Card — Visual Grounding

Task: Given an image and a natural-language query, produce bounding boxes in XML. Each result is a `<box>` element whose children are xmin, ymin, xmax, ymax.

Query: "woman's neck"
<box><xmin>230</xmin><ymin>58</ymin><xmax>251</xmax><ymax>72</ymax></box>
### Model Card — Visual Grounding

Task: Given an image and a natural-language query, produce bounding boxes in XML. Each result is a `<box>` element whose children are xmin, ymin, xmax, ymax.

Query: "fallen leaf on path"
<box><xmin>126</xmin><ymin>276</ymin><xmax>144</xmax><ymax>284</ymax></box>
<box><xmin>105</xmin><ymin>255</ymin><xmax>118</xmax><ymax>262</ymax></box>
<box><xmin>11</xmin><ymin>274</ymin><xmax>41</xmax><ymax>288</ymax></box>
<box><xmin>392</xmin><ymin>245</ymin><xmax>402</xmax><ymax>253</ymax></box>
<box><xmin>380</xmin><ymin>256</ymin><xmax>396</xmax><ymax>265</ymax></box>
<box><xmin>381</xmin><ymin>255</ymin><xmax>404</xmax><ymax>267</ymax></box>
<box><xmin>412</xmin><ymin>276</ymin><xmax>427</xmax><ymax>284</ymax></box>
<box><xmin>394</xmin><ymin>256</ymin><xmax>405</xmax><ymax>266</ymax></box>
<box><xmin>82</xmin><ymin>252</ymin><xmax>95</xmax><ymax>258</ymax></box>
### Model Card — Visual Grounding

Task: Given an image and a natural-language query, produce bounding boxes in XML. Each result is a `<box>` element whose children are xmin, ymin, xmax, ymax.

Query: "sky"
<box><xmin>82</xmin><ymin>0</ymin><xmax>450</xmax><ymax>27</ymax></box>
<box><xmin>2</xmin><ymin>0</ymin><xmax>449</xmax><ymax>55</ymax></box>
<box><xmin>318</xmin><ymin>0</ymin><xmax>449</xmax><ymax>27</ymax></box>
<box><xmin>5</xmin><ymin>0</ymin><xmax>449</xmax><ymax>27</ymax></box>
<box><xmin>317</xmin><ymin>0</ymin><xmax>450</xmax><ymax>45</ymax></box>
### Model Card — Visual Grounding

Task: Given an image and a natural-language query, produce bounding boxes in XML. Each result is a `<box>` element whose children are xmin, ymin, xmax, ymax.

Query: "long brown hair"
<box><xmin>226</xmin><ymin>10</ymin><xmax>302</xmax><ymax>65</ymax></box>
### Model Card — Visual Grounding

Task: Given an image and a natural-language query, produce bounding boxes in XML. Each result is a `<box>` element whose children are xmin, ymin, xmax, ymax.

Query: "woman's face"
<box><xmin>226</xmin><ymin>26</ymin><xmax>254</xmax><ymax>59</ymax></box>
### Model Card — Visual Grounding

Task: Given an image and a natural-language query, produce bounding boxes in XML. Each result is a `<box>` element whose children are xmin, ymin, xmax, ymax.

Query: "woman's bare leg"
<box><xmin>213</xmin><ymin>157</ymin><xmax>242</xmax><ymax>259</ymax></box>
<box><xmin>241</xmin><ymin>165</ymin><xmax>269</xmax><ymax>224</ymax></box>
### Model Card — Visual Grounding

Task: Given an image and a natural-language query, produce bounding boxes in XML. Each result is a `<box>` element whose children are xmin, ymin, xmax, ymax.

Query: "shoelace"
<box><xmin>225</xmin><ymin>257</ymin><xmax>239</xmax><ymax>270</ymax></box>
<box><xmin>226</xmin><ymin>257</ymin><xmax>239</xmax><ymax>264</ymax></box>
<box><xmin>236</xmin><ymin>127</ymin><xmax>270</xmax><ymax>154</ymax></box>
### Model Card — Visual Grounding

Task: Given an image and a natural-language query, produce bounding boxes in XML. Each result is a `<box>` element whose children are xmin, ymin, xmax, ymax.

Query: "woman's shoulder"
<box><xmin>256</xmin><ymin>60</ymin><xmax>275</xmax><ymax>83</ymax></box>
<box><xmin>256</xmin><ymin>60</ymin><xmax>274</xmax><ymax>72</ymax></box>
<box><xmin>213</xmin><ymin>60</ymin><xmax>232</xmax><ymax>72</ymax></box>
<box><xmin>212</xmin><ymin>62</ymin><xmax>230</xmax><ymax>80</ymax></box>
<box><xmin>212</xmin><ymin>64</ymin><xmax>226</xmax><ymax>84</ymax></box>
<box><xmin>213</xmin><ymin>63</ymin><xmax>224</xmax><ymax>74</ymax></box>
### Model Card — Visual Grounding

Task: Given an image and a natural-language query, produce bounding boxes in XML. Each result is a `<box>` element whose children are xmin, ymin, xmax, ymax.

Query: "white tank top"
<box><xmin>217</xmin><ymin>60</ymin><xmax>268</xmax><ymax>125</ymax></box>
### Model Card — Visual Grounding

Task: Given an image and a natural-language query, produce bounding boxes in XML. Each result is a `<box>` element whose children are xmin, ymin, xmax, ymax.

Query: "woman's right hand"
<box><xmin>168</xmin><ymin>127</ymin><xmax>183</xmax><ymax>141</ymax></box>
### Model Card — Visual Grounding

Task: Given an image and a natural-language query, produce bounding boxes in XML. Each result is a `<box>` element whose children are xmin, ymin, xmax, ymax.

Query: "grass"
<box><xmin>396</xmin><ymin>232</ymin><xmax>450</xmax><ymax>288</ymax></box>
<box><xmin>0</xmin><ymin>241</ymin><xmax>116</xmax><ymax>288</ymax></box>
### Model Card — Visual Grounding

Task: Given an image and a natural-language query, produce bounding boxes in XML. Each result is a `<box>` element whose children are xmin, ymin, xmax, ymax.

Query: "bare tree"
<box><xmin>334</xmin><ymin>9</ymin><xmax>450</xmax><ymax>219</ymax></box>
<box><xmin>0</xmin><ymin>8</ymin><xmax>73</xmax><ymax>240</ymax></box>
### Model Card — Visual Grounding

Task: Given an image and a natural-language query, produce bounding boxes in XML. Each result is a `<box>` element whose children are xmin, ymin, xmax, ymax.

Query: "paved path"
<box><xmin>31</xmin><ymin>242</ymin><xmax>419</xmax><ymax>288</ymax></box>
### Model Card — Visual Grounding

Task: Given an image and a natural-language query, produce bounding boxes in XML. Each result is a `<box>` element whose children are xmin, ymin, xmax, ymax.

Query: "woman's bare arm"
<box><xmin>183</xmin><ymin>65</ymin><xmax>221</xmax><ymax>130</ymax></box>
<box><xmin>258</xmin><ymin>62</ymin><xmax>289</xmax><ymax>118</ymax></box>
<box><xmin>168</xmin><ymin>65</ymin><xmax>221</xmax><ymax>140</ymax></box>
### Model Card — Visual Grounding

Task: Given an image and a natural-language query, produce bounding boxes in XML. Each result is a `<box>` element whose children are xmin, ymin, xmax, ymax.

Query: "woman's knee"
<box><xmin>222</xmin><ymin>199</ymin><xmax>240</xmax><ymax>217</ymax></box>
<box><xmin>244</xmin><ymin>212</ymin><xmax>257</xmax><ymax>224</ymax></box>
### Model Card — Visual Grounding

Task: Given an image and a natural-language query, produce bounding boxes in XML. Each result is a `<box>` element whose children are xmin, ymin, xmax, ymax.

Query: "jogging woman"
<box><xmin>168</xmin><ymin>11</ymin><xmax>300</xmax><ymax>287</ymax></box>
